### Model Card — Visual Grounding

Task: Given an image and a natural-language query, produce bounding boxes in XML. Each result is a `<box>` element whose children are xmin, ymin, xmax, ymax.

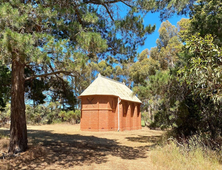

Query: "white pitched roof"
<box><xmin>79</xmin><ymin>74</ymin><xmax>141</xmax><ymax>103</ymax></box>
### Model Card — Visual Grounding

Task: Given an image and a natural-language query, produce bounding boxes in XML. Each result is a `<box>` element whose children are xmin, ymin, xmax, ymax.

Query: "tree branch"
<box><xmin>83</xmin><ymin>0</ymin><xmax>122</xmax><ymax>5</ymax></box>
<box><xmin>102</xmin><ymin>4</ymin><xmax>115</xmax><ymax>22</ymax></box>
<box><xmin>24</xmin><ymin>64</ymin><xmax>35</xmax><ymax>74</ymax></box>
<box><xmin>120</xmin><ymin>0</ymin><xmax>132</xmax><ymax>8</ymax></box>
<box><xmin>25</xmin><ymin>70</ymin><xmax>74</xmax><ymax>81</ymax></box>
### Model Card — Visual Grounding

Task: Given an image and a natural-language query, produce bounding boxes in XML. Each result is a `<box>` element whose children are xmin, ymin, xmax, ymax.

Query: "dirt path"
<box><xmin>0</xmin><ymin>124</ymin><xmax>164</xmax><ymax>170</ymax></box>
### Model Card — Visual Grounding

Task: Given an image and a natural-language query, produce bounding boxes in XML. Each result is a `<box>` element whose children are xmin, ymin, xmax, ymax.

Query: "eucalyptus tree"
<box><xmin>130</xmin><ymin>49</ymin><xmax>159</xmax><ymax>86</ymax></box>
<box><xmin>154</xmin><ymin>0</ymin><xmax>222</xmax><ymax>46</ymax></box>
<box><xmin>132</xmin><ymin>20</ymin><xmax>183</xmax><ymax>127</ymax></box>
<box><xmin>189</xmin><ymin>0</ymin><xmax>222</xmax><ymax>46</ymax></box>
<box><xmin>140</xmin><ymin>0</ymin><xmax>222</xmax><ymax>138</ymax></box>
<box><xmin>150</xmin><ymin>20</ymin><xmax>183</xmax><ymax>69</ymax></box>
<box><xmin>0</xmin><ymin>0</ymin><xmax>156</xmax><ymax>153</ymax></box>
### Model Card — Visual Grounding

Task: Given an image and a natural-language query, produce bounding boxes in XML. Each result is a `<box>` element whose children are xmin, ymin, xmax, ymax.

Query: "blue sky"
<box><xmin>137</xmin><ymin>12</ymin><xmax>188</xmax><ymax>53</ymax></box>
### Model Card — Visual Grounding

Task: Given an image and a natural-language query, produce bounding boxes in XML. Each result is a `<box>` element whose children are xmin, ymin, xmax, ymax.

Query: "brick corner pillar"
<box><xmin>138</xmin><ymin>103</ymin><xmax>142</xmax><ymax>129</ymax></box>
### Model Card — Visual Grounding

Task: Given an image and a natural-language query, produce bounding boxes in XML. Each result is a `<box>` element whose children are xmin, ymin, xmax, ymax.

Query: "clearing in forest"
<box><xmin>0</xmin><ymin>124</ymin><xmax>164</xmax><ymax>170</ymax></box>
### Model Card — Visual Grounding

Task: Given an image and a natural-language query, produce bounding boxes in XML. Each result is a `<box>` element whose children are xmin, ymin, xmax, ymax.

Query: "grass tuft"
<box><xmin>0</xmin><ymin>132</ymin><xmax>9</xmax><ymax>152</ymax></box>
<box><xmin>150</xmin><ymin>136</ymin><xmax>222</xmax><ymax>170</ymax></box>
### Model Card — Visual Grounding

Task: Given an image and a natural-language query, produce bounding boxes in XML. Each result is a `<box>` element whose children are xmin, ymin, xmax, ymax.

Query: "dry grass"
<box><xmin>0</xmin><ymin>130</ymin><xmax>9</xmax><ymax>152</ymax></box>
<box><xmin>150</xmin><ymin>141</ymin><xmax>222</xmax><ymax>170</ymax></box>
<box><xmin>1</xmin><ymin>124</ymin><xmax>221</xmax><ymax>170</ymax></box>
<box><xmin>0</xmin><ymin>132</ymin><xmax>10</xmax><ymax>170</ymax></box>
<box><xmin>0</xmin><ymin>123</ymin><xmax>163</xmax><ymax>170</ymax></box>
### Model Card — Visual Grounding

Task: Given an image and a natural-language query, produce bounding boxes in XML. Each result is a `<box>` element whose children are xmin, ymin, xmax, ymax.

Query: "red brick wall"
<box><xmin>130</xmin><ymin>103</ymin><xmax>135</xmax><ymax>130</ymax></box>
<box><xmin>80</xmin><ymin>96</ymin><xmax>99</xmax><ymax>131</ymax></box>
<box><xmin>134</xmin><ymin>105</ymin><xmax>138</xmax><ymax>129</ymax></box>
<box><xmin>126</xmin><ymin>102</ymin><xmax>131</xmax><ymax>130</ymax></box>
<box><xmin>138</xmin><ymin>104</ymin><xmax>142</xmax><ymax>129</ymax></box>
<box><xmin>80</xmin><ymin>95</ymin><xmax>141</xmax><ymax>131</ymax></box>
<box><xmin>121</xmin><ymin>101</ymin><xmax>127</xmax><ymax>131</ymax></box>
<box><xmin>108</xmin><ymin>97</ymin><xmax>117</xmax><ymax>130</ymax></box>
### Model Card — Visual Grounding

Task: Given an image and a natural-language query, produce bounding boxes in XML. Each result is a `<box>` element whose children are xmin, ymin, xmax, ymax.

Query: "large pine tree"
<box><xmin>0</xmin><ymin>0</ymin><xmax>156</xmax><ymax>153</ymax></box>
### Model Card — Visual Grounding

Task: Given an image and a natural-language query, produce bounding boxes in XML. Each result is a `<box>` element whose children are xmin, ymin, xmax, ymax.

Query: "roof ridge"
<box><xmin>99</xmin><ymin>74</ymin><xmax>126</xmax><ymax>86</ymax></box>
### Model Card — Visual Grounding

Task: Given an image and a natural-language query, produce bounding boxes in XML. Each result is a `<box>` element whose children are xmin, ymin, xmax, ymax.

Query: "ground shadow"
<box><xmin>0</xmin><ymin>129</ymin><xmax>151</xmax><ymax>169</ymax></box>
<box><xmin>126</xmin><ymin>135</ymin><xmax>161</xmax><ymax>144</ymax></box>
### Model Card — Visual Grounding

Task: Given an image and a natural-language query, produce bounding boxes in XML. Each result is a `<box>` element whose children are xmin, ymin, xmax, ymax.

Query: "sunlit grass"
<box><xmin>151</xmin><ymin>139</ymin><xmax>222</xmax><ymax>170</ymax></box>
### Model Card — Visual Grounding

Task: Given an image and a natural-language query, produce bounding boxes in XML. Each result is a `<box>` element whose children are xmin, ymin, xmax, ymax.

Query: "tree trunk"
<box><xmin>9</xmin><ymin>57</ymin><xmax>27</xmax><ymax>153</ymax></box>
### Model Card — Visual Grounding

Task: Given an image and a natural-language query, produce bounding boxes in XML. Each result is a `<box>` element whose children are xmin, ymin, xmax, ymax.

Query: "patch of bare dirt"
<box><xmin>0</xmin><ymin>124</ymin><xmax>164</xmax><ymax>170</ymax></box>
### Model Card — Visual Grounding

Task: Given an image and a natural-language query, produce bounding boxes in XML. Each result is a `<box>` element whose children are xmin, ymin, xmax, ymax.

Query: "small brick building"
<box><xmin>79</xmin><ymin>74</ymin><xmax>142</xmax><ymax>131</ymax></box>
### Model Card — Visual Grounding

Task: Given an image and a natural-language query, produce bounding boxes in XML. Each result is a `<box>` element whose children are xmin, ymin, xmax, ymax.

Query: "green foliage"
<box><xmin>177</xmin><ymin>18</ymin><xmax>191</xmax><ymax>42</ymax></box>
<box><xmin>146</xmin><ymin>23</ymin><xmax>222</xmax><ymax>140</ymax></box>
<box><xmin>25</xmin><ymin>71</ymin><xmax>48</xmax><ymax>106</ymax></box>
<box><xmin>26</xmin><ymin>105</ymin><xmax>48</xmax><ymax>124</ymax></box>
<box><xmin>59</xmin><ymin>110</ymin><xmax>81</xmax><ymax>124</ymax></box>
<box><xmin>150</xmin><ymin>20</ymin><xmax>183</xmax><ymax>70</ymax></box>
<box><xmin>189</xmin><ymin>0</ymin><xmax>222</xmax><ymax>46</ymax></box>
<box><xmin>0</xmin><ymin>62</ymin><xmax>10</xmax><ymax>111</ymax></box>
<box><xmin>141</xmin><ymin>119</ymin><xmax>146</xmax><ymax>127</ymax></box>
<box><xmin>93</xmin><ymin>60</ymin><xmax>114</xmax><ymax>77</ymax></box>
<box><xmin>132</xmin><ymin>20</ymin><xmax>183</xmax><ymax>131</ymax></box>
<box><xmin>26</xmin><ymin>102</ymin><xmax>81</xmax><ymax>125</ymax></box>
<box><xmin>142</xmin><ymin>0</ymin><xmax>195</xmax><ymax>20</ymax></box>
<box><xmin>147</xmin><ymin>34</ymin><xmax>222</xmax><ymax>138</ymax></box>
<box><xmin>179</xmin><ymin>34</ymin><xmax>222</xmax><ymax>100</ymax></box>
<box><xmin>156</xmin><ymin>20</ymin><xmax>178</xmax><ymax>49</ymax></box>
<box><xmin>173</xmin><ymin>34</ymin><xmax>222</xmax><ymax>139</ymax></box>
<box><xmin>135</xmin><ymin>1</ymin><xmax>222</xmax><ymax>141</ymax></box>
<box><xmin>48</xmin><ymin>78</ymin><xmax>77</xmax><ymax>110</ymax></box>
<box><xmin>129</xmin><ymin>49</ymin><xmax>160</xmax><ymax>86</ymax></box>
<box><xmin>0</xmin><ymin>103</ymin><xmax>10</xmax><ymax>126</ymax></box>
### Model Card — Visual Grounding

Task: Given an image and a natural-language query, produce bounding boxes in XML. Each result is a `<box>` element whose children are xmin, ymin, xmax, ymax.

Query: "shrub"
<box><xmin>151</xmin><ymin>135</ymin><xmax>222</xmax><ymax>170</ymax></box>
<box><xmin>0</xmin><ymin>103</ymin><xmax>10</xmax><ymax>127</ymax></box>
<box><xmin>60</xmin><ymin>110</ymin><xmax>81</xmax><ymax>124</ymax></box>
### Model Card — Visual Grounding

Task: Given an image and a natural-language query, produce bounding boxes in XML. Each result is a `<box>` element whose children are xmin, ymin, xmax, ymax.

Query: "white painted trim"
<box><xmin>118</xmin><ymin>98</ymin><xmax>121</xmax><ymax>131</ymax></box>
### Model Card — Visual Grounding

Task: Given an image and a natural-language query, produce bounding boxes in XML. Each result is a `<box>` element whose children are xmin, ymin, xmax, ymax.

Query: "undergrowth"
<box><xmin>151</xmin><ymin>133</ymin><xmax>222</xmax><ymax>170</ymax></box>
